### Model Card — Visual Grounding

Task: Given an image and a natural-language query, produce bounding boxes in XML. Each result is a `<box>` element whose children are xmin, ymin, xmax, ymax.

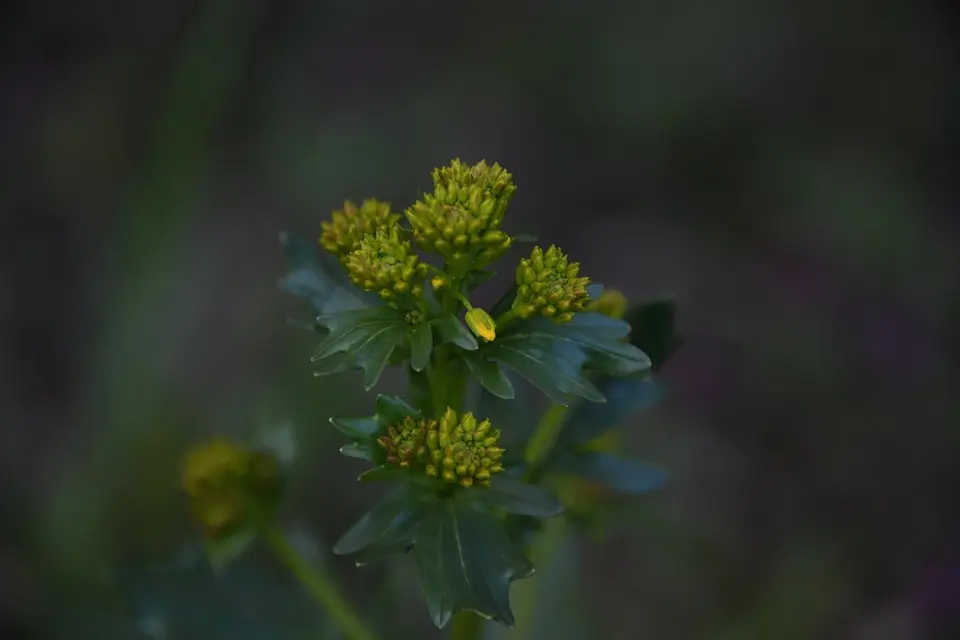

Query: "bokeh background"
<box><xmin>3</xmin><ymin>0</ymin><xmax>959</xmax><ymax>638</ymax></box>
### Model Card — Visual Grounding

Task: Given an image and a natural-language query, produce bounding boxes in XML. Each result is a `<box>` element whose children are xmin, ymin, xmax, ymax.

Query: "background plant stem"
<box><xmin>264</xmin><ymin>527</ymin><xmax>379</xmax><ymax>640</ymax></box>
<box><xmin>450</xmin><ymin>612</ymin><xmax>483</xmax><ymax>640</ymax></box>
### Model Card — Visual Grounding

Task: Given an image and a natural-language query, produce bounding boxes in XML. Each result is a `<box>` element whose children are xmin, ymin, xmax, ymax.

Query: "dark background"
<box><xmin>3</xmin><ymin>1</ymin><xmax>959</xmax><ymax>638</ymax></box>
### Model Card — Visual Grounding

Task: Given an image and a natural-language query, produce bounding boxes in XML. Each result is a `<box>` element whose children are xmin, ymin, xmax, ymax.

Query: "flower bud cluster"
<box><xmin>181</xmin><ymin>439</ymin><xmax>280</xmax><ymax>539</ymax></box>
<box><xmin>513</xmin><ymin>245</ymin><xmax>591</xmax><ymax>323</ymax></box>
<box><xmin>377</xmin><ymin>409</ymin><xmax>505</xmax><ymax>488</ymax></box>
<box><xmin>344</xmin><ymin>226</ymin><xmax>428</xmax><ymax>305</ymax></box>
<box><xmin>319</xmin><ymin>199</ymin><xmax>399</xmax><ymax>260</ymax></box>
<box><xmin>405</xmin><ymin>159</ymin><xmax>517</xmax><ymax>267</ymax></box>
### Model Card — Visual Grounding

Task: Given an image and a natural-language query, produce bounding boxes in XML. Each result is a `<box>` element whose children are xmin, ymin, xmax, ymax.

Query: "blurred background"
<box><xmin>3</xmin><ymin>0</ymin><xmax>959</xmax><ymax>638</ymax></box>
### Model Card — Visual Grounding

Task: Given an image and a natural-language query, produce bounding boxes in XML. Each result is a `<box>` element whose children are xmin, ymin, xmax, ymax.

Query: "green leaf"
<box><xmin>339</xmin><ymin>441</ymin><xmax>376</xmax><ymax>461</ymax></box>
<box><xmin>414</xmin><ymin>501</ymin><xmax>534</xmax><ymax>628</ymax></box>
<box><xmin>329</xmin><ymin>415</ymin><xmax>381</xmax><ymax>439</ymax></box>
<box><xmin>312</xmin><ymin>307</ymin><xmax>409</xmax><ymax>389</ymax></box>
<box><xmin>204</xmin><ymin>527</ymin><xmax>259</xmax><ymax>575</ymax></box>
<box><xmin>278</xmin><ymin>231</ymin><xmax>380</xmax><ymax>314</ymax></box>
<box><xmin>431</xmin><ymin>315</ymin><xmax>478</xmax><ymax>351</ymax></box>
<box><xmin>477</xmin><ymin>313</ymin><xmax>651</xmax><ymax>405</ymax></box>
<box><xmin>551</xmin><ymin>452</ymin><xmax>667</xmax><ymax>494</ymax></box>
<box><xmin>558</xmin><ymin>376</ymin><xmax>667</xmax><ymax>447</ymax></box>
<box><xmin>332</xmin><ymin>395</ymin><xmax>422</xmax><ymax>463</ymax></box>
<box><xmin>626</xmin><ymin>298</ymin><xmax>683</xmax><ymax>370</ymax></box>
<box><xmin>375</xmin><ymin>394</ymin><xmax>422</xmax><ymax>424</ymax></box>
<box><xmin>478</xmin><ymin>475</ymin><xmax>564</xmax><ymax>518</ymax></box>
<box><xmin>409</xmin><ymin>323</ymin><xmax>433</xmax><ymax>372</ymax></box>
<box><xmin>462</xmin><ymin>353</ymin><xmax>515</xmax><ymax>399</ymax></box>
<box><xmin>333</xmin><ymin>486</ymin><xmax>425</xmax><ymax>559</ymax></box>
<box><xmin>357</xmin><ymin>466</ymin><xmax>406</xmax><ymax>483</ymax></box>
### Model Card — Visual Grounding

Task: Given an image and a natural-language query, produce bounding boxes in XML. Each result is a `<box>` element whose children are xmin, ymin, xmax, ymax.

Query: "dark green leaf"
<box><xmin>432</xmin><ymin>315</ymin><xmax>478</xmax><ymax>351</ymax></box>
<box><xmin>311</xmin><ymin>308</ymin><xmax>409</xmax><ymax>389</ymax></box>
<box><xmin>333</xmin><ymin>486</ymin><xmax>425</xmax><ymax>558</ymax></box>
<box><xmin>414</xmin><ymin>501</ymin><xmax>534</xmax><ymax>628</ymax></box>
<box><xmin>357</xmin><ymin>466</ymin><xmax>406</xmax><ymax>483</ymax></box>
<box><xmin>551</xmin><ymin>452</ymin><xmax>667</xmax><ymax>494</ymax></box>
<box><xmin>339</xmin><ymin>441</ymin><xmax>376</xmax><ymax>461</ymax></box>
<box><xmin>472</xmin><ymin>374</ymin><xmax>535</xmax><ymax>467</ymax></box>
<box><xmin>477</xmin><ymin>313</ymin><xmax>651</xmax><ymax>405</ymax></box>
<box><xmin>278</xmin><ymin>231</ymin><xmax>380</xmax><ymax>314</ymax></box>
<box><xmin>462</xmin><ymin>354</ymin><xmax>515</xmax><ymax>399</ymax></box>
<box><xmin>586</xmin><ymin>283</ymin><xmax>604</xmax><ymax>299</ymax></box>
<box><xmin>375</xmin><ymin>394</ymin><xmax>422</xmax><ymax>424</ymax></box>
<box><xmin>329</xmin><ymin>416</ymin><xmax>381</xmax><ymax>439</ymax></box>
<box><xmin>479</xmin><ymin>475</ymin><xmax>564</xmax><ymax>517</ymax></box>
<box><xmin>409</xmin><ymin>323</ymin><xmax>433</xmax><ymax>372</ymax></box>
<box><xmin>312</xmin><ymin>307</ymin><xmax>405</xmax><ymax>358</ymax></box>
<box><xmin>204</xmin><ymin>527</ymin><xmax>259</xmax><ymax>575</ymax></box>
<box><xmin>626</xmin><ymin>298</ymin><xmax>683</xmax><ymax>370</ymax></box>
<box><xmin>559</xmin><ymin>376</ymin><xmax>667</xmax><ymax>446</ymax></box>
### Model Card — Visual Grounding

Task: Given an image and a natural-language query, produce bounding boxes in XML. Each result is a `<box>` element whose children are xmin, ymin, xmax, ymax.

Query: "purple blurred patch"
<box><xmin>914</xmin><ymin>560</ymin><xmax>960</xmax><ymax>633</ymax></box>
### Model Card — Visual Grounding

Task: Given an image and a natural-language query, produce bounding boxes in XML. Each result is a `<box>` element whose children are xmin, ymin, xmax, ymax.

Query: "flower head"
<box><xmin>405</xmin><ymin>159</ymin><xmax>517</xmax><ymax>267</ymax></box>
<box><xmin>344</xmin><ymin>226</ymin><xmax>429</xmax><ymax>305</ymax></box>
<box><xmin>320</xmin><ymin>199</ymin><xmax>399</xmax><ymax>260</ymax></box>
<box><xmin>465</xmin><ymin>307</ymin><xmax>496</xmax><ymax>342</ymax></box>
<box><xmin>513</xmin><ymin>245</ymin><xmax>591</xmax><ymax>322</ymax></box>
<box><xmin>376</xmin><ymin>409</ymin><xmax>505</xmax><ymax>488</ymax></box>
<box><xmin>181</xmin><ymin>439</ymin><xmax>281</xmax><ymax>539</ymax></box>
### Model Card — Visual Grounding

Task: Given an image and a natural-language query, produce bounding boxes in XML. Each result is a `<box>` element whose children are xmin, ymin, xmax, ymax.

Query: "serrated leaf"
<box><xmin>462</xmin><ymin>354</ymin><xmax>515</xmax><ymax>399</ymax></box>
<box><xmin>476</xmin><ymin>313</ymin><xmax>651</xmax><ymax>405</ymax></box>
<box><xmin>311</xmin><ymin>308</ymin><xmax>410</xmax><ymax>389</ymax></box>
<box><xmin>375</xmin><ymin>394</ymin><xmax>422</xmax><ymax>423</ymax></box>
<box><xmin>431</xmin><ymin>315</ymin><xmax>479</xmax><ymax>351</ymax></box>
<box><xmin>333</xmin><ymin>486</ymin><xmax>425</xmax><ymax>558</ymax></box>
<box><xmin>626</xmin><ymin>298</ymin><xmax>683</xmax><ymax>370</ymax></box>
<box><xmin>414</xmin><ymin>501</ymin><xmax>534</xmax><ymax>628</ymax></box>
<box><xmin>278</xmin><ymin>232</ymin><xmax>380</xmax><ymax>314</ymax></box>
<box><xmin>204</xmin><ymin>527</ymin><xmax>259</xmax><ymax>575</ymax></box>
<box><xmin>329</xmin><ymin>415</ymin><xmax>381</xmax><ymax>439</ymax></box>
<box><xmin>478</xmin><ymin>475</ymin><xmax>564</xmax><ymax>518</ymax></box>
<box><xmin>559</xmin><ymin>376</ymin><xmax>667</xmax><ymax>446</ymax></box>
<box><xmin>551</xmin><ymin>452</ymin><xmax>667</xmax><ymax>494</ymax></box>
<box><xmin>357</xmin><ymin>466</ymin><xmax>407</xmax><ymax>483</ymax></box>
<box><xmin>409</xmin><ymin>323</ymin><xmax>433</xmax><ymax>372</ymax></box>
<box><xmin>339</xmin><ymin>441</ymin><xmax>376</xmax><ymax>461</ymax></box>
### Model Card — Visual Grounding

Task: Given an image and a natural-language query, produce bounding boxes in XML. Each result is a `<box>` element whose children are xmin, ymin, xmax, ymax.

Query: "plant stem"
<box><xmin>523</xmin><ymin>403</ymin><xmax>569</xmax><ymax>482</ymax></box>
<box><xmin>264</xmin><ymin>527</ymin><xmax>378</xmax><ymax>640</ymax></box>
<box><xmin>450</xmin><ymin>612</ymin><xmax>483</xmax><ymax>640</ymax></box>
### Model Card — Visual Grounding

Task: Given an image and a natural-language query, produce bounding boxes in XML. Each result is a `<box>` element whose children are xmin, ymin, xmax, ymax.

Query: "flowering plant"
<box><xmin>181</xmin><ymin>159</ymin><xmax>681</xmax><ymax>639</ymax></box>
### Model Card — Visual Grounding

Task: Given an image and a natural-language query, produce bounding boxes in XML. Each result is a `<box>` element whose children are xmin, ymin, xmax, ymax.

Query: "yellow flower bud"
<box><xmin>376</xmin><ymin>408</ymin><xmax>505</xmax><ymax>488</ymax></box>
<box><xmin>465</xmin><ymin>307</ymin><xmax>496</xmax><ymax>342</ymax></box>
<box><xmin>404</xmin><ymin>159</ymin><xmax>517</xmax><ymax>267</ymax></box>
<box><xmin>513</xmin><ymin>245</ymin><xmax>591</xmax><ymax>323</ymax></box>
<box><xmin>319</xmin><ymin>199</ymin><xmax>399</xmax><ymax>260</ymax></box>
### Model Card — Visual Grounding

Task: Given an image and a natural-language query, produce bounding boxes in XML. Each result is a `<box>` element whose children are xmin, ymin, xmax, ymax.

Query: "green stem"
<box><xmin>494</xmin><ymin>308</ymin><xmax>519</xmax><ymax>330</ymax></box>
<box><xmin>450</xmin><ymin>612</ymin><xmax>483</xmax><ymax>640</ymax></box>
<box><xmin>523</xmin><ymin>403</ymin><xmax>569</xmax><ymax>482</ymax></box>
<box><xmin>264</xmin><ymin>527</ymin><xmax>378</xmax><ymax>640</ymax></box>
